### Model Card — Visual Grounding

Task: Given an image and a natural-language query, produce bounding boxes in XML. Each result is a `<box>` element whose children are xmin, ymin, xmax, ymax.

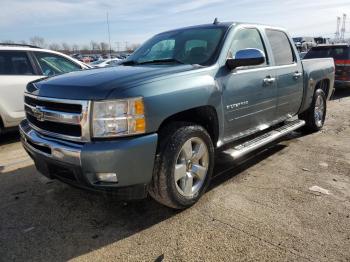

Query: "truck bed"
<box><xmin>299</xmin><ymin>58</ymin><xmax>335</xmax><ymax>113</ymax></box>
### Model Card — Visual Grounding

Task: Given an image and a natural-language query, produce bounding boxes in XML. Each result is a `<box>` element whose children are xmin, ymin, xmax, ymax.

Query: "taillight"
<box><xmin>334</xmin><ymin>59</ymin><xmax>350</xmax><ymax>66</ymax></box>
<box><xmin>334</xmin><ymin>59</ymin><xmax>350</xmax><ymax>81</ymax></box>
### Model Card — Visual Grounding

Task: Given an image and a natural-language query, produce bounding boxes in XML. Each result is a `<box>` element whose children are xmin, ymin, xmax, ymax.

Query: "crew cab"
<box><xmin>20</xmin><ymin>22</ymin><xmax>335</xmax><ymax>209</ymax></box>
<box><xmin>0</xmin><ymin>44</ymin><xmax>89</xmax><ymax>135</ymax></box>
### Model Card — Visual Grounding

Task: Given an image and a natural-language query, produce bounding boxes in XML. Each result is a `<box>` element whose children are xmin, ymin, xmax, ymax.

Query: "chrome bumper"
<box><xmin>20</xmin><ymin>120</ymin><xmax>82</xmax><ymax>166</ymax></box>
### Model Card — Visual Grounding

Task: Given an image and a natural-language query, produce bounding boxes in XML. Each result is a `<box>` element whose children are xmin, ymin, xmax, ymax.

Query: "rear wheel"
<box><xmin>149</xmin><ymin>123</ymin><xmax>214</xmax><ymax>209</ymax></box>
<box><xmin>299</xmin><ymin>89</ymin><xmax>327</xmax><ymax>132</ymax></box>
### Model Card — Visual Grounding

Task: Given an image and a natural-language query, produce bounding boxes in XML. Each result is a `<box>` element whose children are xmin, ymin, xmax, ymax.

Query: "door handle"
<box><xmin>293</xmin><ymin>71</ymin><xmax>302</xmax><ymax>79</ymax></box>
<box><xmin>263</xmin><ymin>76</ymin><xmax>276</xmax><ymax>85</ymax></box>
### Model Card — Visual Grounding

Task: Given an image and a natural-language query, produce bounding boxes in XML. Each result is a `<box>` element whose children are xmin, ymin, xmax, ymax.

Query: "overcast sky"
<box><xmin>1</xmin><ymin>0</ymin><xmax>350</xmax><ymax>48</ymax></box>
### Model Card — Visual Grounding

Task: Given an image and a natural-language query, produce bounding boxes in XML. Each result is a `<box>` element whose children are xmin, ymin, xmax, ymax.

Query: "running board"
<box><xmin>224</xmin><ymin>119</ymin><xmax>305</xmax><ymax>160</ymax></box>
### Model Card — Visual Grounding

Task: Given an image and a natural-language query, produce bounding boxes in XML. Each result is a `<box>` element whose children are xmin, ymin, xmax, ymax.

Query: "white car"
<box><xmin>90</xmin><ymin>58</ymin><xmax>121</xmax><ymax>68</ymax></box>
<box><xmin>0</xmin><ymin>44</ymin><xmax>90</xmax><ymax>134</ymax></box>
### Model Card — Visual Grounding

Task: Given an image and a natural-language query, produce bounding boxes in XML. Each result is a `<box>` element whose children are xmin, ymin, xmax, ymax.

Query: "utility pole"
<box><xmin>106</xmin><ymin>12</ymin><xmax>112</xmax><ymax>58</ymax></box>
<box><xmin>340</xmin><ymin>14</ymin><xmax>347</xmax><ymax>42</ymax></box>
<box><xmin>335</xmin><ymin>16</ymin><xmax>341</xmax><ymax>43</ymax></box>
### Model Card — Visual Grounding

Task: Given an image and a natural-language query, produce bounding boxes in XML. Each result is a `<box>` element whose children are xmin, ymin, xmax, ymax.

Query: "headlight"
<box><xmin>92</xmin><ymin>97</ymin><xmax>145</xmax><ymax>138</ymax></box>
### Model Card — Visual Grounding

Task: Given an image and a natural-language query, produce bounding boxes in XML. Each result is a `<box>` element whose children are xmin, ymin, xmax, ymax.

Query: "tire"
<box><xmin>149</xmin><ymin>122</ymin><xmax>214</xmax><ymax>209</ymax></box>
<box><xmin>0</xmin><ymin>117</ymin><xmax>3</xmax><ymax>136</ymax></box>
<box><xmin>299</xmin><ymin>88</ymin><xmax>327</xmax><ymax>132</ymax></box>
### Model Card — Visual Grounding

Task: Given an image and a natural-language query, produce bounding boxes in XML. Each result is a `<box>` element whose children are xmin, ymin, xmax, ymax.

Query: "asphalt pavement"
<box><xmin>0</xmin><ymin>89</ymin><xmax>349</xmax><ymax>262</ymax></box>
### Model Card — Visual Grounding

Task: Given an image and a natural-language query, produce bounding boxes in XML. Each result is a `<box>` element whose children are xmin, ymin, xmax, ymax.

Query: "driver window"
<box><xmin>228</xmin><ymin>28</ymin><xmax>268</xmax><ymax>65</ymax></box>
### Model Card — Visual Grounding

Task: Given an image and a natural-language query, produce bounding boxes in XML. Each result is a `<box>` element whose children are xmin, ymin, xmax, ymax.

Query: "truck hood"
<box><xmin>27</xmin><ymin>64</ymin><xmax>197</xmax><ymax>100</ymax></box>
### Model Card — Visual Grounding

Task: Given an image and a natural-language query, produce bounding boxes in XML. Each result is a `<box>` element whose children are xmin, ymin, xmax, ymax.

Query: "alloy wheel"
<box><xmin>174</xmin><ymin>137</ymin><xmax>209</xmax><ymax>197</ymax></box>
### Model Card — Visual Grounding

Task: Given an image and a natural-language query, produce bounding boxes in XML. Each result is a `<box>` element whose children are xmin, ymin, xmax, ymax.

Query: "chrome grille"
<box><xmin>24</xmin><ymin>93</ymin><xmax>91</xmax><ymax>142</ymax></box>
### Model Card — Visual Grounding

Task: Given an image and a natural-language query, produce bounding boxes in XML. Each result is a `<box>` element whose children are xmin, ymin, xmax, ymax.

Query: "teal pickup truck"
<box><xmin>20</xmin><ymin>21</ymin><xmax>334</xmax><ymax>209</ymax></box>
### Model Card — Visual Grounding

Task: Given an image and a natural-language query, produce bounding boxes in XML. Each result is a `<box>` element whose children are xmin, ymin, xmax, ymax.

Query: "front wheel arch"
<box><xmin>156</xmin><ymin>106</ymin><xmax>220</xmax><ymax>150</ymax></box>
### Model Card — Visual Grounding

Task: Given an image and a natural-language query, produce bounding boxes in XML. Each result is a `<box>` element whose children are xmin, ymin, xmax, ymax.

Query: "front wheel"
<box><xmin>299</xmin><ymin>89</ymin><xmax>327</xmax><ymax>132</ymax></box>
<box><xmin>149</xmin><ymin>123</ymin><xmax>214</xmax><ymax>209</ymax></box>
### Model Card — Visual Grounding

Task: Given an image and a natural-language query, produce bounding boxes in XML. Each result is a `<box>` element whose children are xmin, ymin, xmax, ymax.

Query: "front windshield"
<box><xmin>126</xmin><ymin>27</ymin><xmax>226</xmax><ymax>66</ymax></box>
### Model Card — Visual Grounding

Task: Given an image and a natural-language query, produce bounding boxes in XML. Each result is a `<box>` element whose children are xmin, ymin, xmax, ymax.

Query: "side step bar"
<box><xmin>224</xmin><ymin>119</ymin><xmax>305</xmax><ymax>160</ymax></box>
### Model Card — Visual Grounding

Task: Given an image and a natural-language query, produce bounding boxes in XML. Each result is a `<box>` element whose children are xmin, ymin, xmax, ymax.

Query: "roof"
<box><xmin>157</xmin><ymin>21</ymin><xmax>283</xmax><ymax>35</ymax></box>
<box><xmin>0</xmin><ymin>45</ymin><xmax>90</xmax><ymax>69</ymax></box>
<box><xmin>0</xmin><ymin>45</ymin><xmax>44</xmax><ymax>52</ymax></box>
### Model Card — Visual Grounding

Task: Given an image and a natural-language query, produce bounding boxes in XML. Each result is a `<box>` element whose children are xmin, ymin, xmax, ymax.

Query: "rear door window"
<box><xmin>0</xmin><ymin>51</ymin><xmax>34</xmax><ymax>75</ymax></box>
<box><xmin>34</xmin><ymin>52</ymin><xmax>82</xmax><ymax>76</ymax></box>
<box><xmin>266</xmin><ymin>29</ymin><xmax>295</xmax><ymax>66</ymax></box>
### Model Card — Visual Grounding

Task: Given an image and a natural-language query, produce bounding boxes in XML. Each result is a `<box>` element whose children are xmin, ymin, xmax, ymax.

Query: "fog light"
<box><xmin>96</xmin><ymin>173</ymin><xmax>118</xmax><ymax>183</ymax></box>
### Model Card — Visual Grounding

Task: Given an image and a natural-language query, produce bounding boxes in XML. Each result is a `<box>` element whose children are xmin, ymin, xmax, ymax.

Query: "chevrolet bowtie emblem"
<box><xmin>32</xmin><ymin>106</ymin><xmax>45</xmax><ymax>122</ymax></box>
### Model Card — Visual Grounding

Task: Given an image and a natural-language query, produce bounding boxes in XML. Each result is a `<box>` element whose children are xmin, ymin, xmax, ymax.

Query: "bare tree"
<box><xmin>127</xmin><ymin>43</ymin><xmax>140</xmax><ymax>52</ymax></box>
<box><xmin>1</xmin><ymin>40</ymin><xmax>15</xmax><ymax>44</ymax></box>
<box><xmin>100</xmin><ymin>42</ymin><xmax>109</xmax><ymax>54</ymax></box>
<box><xmin>81</xmin><ymin>45</ymin><xmax>89</xmax><ymax>51</ymax></box>
<box><xmin>90</xmin><ymin>41</ymin><xmax>100</xmax><ymax>51</ymax></box>
<box><xmin>72</xmin><ymin>44</ymin><xmax>80</xmax><ymax>53</ymax></box>
<box><xmin>48</xmin><ymin>43</ymin><xmax>61</xmax><ymax>51</ymax></box>
<box><xmin>61</xmin><ymin>42</ymin><xmax>71</xmax><ymax>52</ymax></box>
<box><xmin>29</xmin><ymin>36</ymin><xmax>46</xmax><ymax>48</ymax></box>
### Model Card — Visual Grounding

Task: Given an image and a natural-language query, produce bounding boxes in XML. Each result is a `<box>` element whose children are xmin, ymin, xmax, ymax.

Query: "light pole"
<box><xmin>106</xmin><ymin>12</ymin><xmax>112</xmax><ymax>58</ymax></box>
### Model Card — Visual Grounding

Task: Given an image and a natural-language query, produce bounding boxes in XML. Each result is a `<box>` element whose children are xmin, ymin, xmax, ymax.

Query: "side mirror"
<box><xmin>226</xmin><ymin>48</ymin><xmax>265</xmax><ymax>70</ymax></box>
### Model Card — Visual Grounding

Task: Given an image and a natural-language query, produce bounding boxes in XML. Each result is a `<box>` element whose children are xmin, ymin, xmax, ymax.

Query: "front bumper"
<box><xmin>19</xmin><ymin>120</ymin><xmax>158</xmax><ymax>200</ymax></box>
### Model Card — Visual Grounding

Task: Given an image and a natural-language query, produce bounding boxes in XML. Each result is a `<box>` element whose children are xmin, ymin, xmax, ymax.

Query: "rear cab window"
<box><xmin>265</xmin><ymin>29</ymin><xmax>296</xmax><ymax>66</ymax></box>
<box><xmin>0</xmin><ymin>51</ymin><xmax>34</xmax><ymax>75</ymax></box>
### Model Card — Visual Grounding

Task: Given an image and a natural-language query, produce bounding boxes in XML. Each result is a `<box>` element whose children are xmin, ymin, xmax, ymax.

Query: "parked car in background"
<box><xmin>89</xmin><ymin>54</ymin><xmax>103</xmax><ymax>62</ymax></box>
<box><xmin>81</xmin><ymin>55</ymin><xmax>93</xmax><ymax>64</ymax></box>
<box><xmin>0</xmin><ymin>43</ymin><xmax>90</xmax><ymax>135</ymax></box>
<box><xmin>304</xmin><ymin>44</ymin><xmax>350</xmax><ymax>87</ymax></box>
<box><xmin>117</xmin><ymin>53</ymin><xmax>131</xmax><ymax>59</ymax></box>
<box><xmin>293</xmin><ymin>37</ymin><xmax>316</xmax><ymax>52</ymax></box>
<box><xmin>90</xmin><ymin>58</ymin><xmax>122</xmax><ymax>68</ymax></box>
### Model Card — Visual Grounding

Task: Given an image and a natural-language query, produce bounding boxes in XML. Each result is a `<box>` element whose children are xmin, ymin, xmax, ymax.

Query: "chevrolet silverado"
<box><xmin>20</xmin><ymin>21</ymin><xmax>335</xmax><ymax>209</ymax></box>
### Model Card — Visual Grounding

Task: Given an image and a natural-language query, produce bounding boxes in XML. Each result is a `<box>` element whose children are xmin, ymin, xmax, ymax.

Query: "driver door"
<box><xmin>220</xmin><ymin>27</ymin><xmax>277</xmax><ymax>140</ymax></box>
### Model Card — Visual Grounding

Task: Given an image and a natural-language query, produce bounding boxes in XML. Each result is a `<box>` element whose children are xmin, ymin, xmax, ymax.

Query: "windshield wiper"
<box><xmin>138</xmin><ymin>58</ymin><xmax>185</xmax><ymax>65</ymax></box>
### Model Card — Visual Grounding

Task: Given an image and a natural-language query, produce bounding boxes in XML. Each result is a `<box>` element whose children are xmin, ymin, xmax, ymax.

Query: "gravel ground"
<box><xmin>0</xmin><ymin>89</ymin><xmax>349</xmax><ymax>262</ymax></box>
